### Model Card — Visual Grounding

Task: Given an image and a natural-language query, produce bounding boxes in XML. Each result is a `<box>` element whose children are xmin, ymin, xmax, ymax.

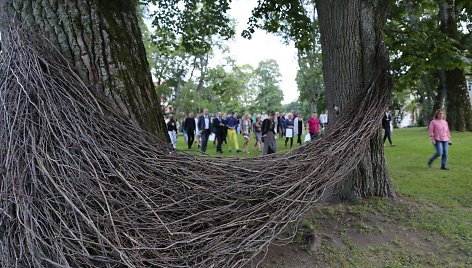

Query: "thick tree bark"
<box><xmin>316</xmin><ymin>0</ymin><xmax>395</xmax><ymax>200</ymax></box>
<box><xmin>438</xmin><ymin>0</ymin><xmax>472</xmax><ymax>131</ymax></box>
<box><xmin>0</xmin><ymin>0</ymin><xmax>168</xmax><ymax>139</ymax></box>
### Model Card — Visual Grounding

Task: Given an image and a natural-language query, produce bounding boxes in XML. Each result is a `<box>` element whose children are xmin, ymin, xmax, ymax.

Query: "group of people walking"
<box><xmin>166</xmin><ymin>109</ymin><xmax>329</xmax><ymax>156</ymax></box>
<box><xmin>170</xmin><ymin>107</ymin><xmax>452</xmax><ymax>171</ymax></box>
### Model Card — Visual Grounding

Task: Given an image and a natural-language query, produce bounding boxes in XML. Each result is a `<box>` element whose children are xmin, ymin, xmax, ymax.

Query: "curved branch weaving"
<box><xmin>0</xmin><ymin>26</ymin><xmax>391</xmax><ymax>267</ymax></box>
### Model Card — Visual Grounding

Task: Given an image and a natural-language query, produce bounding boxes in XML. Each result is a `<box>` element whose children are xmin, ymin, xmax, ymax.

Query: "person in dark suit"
<box><xmin>184</xmin><ymin>112</ymin><xmax>196</xmax><ymax>149</ymax></box>
<box><xmin>382</xmin><ymin>107</ymin><xmax>395</xmax><ymax>147</ymax></box>
<box><xmin>212</xmin><ymin>112</ymin><xmax>225</xmax><ymax>154</ymax></box>
<box><xmin>262</xmin><ymin>111</ymin><xmax>277</xmax><ymax>155</ymax></box>
<box><xmin>197</xmin><ymin>108</ymin><xmax>212</xmax><ymax>154</ymax></box>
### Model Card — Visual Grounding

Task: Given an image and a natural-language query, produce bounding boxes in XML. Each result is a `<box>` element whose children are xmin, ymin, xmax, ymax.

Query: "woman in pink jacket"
<box><xmin>427</xmin><ymin>109</ymin><xmax>451</xmax><ymax>170</ymax></box>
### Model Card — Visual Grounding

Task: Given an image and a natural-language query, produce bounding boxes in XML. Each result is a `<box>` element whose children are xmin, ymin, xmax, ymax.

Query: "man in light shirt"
<box><xmin>320</xmin><ymin>110</ymin><xmax>328</xmax><ymax>130</ymax></box>
<box><xmin>197</xmin><ymin>108</ymin><xmax>212</xmax><ymax>154</ymax></box>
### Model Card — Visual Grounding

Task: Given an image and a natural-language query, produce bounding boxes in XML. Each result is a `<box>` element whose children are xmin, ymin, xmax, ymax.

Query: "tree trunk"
<box><xmin>438</xmin><ymin>0</ymin><xmax>472</xmax><ymax>131</ymax></box>
<box><xmin>310</xmin><ymin>97</ymin><xmax>318</xmax><ymax>114</ymax></box>
<box><xmin>0</xmin><ymin>0</ymin><xmax>168</xmax><ymax>139</ymax></box>
<box><xmin>316</xmin><ymin>0</ymin><xmax>395</xmax><ymax>200</ymax></box>
<box><xmin>433</xmin><ymin>70</ymin><xmax>448</xmax><ymax>114</ymax></box>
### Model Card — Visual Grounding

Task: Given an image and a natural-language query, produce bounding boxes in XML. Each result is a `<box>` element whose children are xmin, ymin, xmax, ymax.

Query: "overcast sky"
<box><xmin>147</xmin><ymin>1</ymin><xmax>299</xmax><ymax>104</ymax></box>
<box><xmin>221</xmin><ymin>0</ymin><xmax>299</xmax><ymax>104</ymax></box>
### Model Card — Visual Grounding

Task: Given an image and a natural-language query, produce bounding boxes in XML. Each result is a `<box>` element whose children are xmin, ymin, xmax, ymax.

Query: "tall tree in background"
<box><xmin>0</xmin><ymin>0</ymin><xmax>168</xmax><ymax>139</ymax></box>
<box><xmin>296</xmin><ymin>6</ymin><xmax>325</xmax><ymax>114</ymax></box>
<box><xmin>247</xmin><ymin>0</ymin><xmax>395</xmax><ymax>200</ymax></box>
<box><xmin>142</xmin><ymin>0</ymin><xmax>234</xmax><ymax>117</ymax></box>
<box><xmin>385</xmin><ymin>0</ymin><xmax>472</xmax><ymax>130</ymax></box>
<box><xmin>438</xmin><ymin>0</ymin><xmax>472</xmax><ymax>131</ymax></box>
<box><xmin>254</xmin><ymin>59</ymin><xmax>284</xmax><ymax>113</ymax></box>
<box><xmin>245</xmin><ymin>0</ymin><xmax>324</xmax><ymax>113</ymax></box>
<box><xmin>316</xmin><ymin>0</ymin><xmax>395</xmax><ymax>199</ymax></box>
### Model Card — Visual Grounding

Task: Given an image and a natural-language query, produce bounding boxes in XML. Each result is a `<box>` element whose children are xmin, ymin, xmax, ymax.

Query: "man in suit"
<box><xmin>184</xmin><ymin>112</ymin><xmax>196</xmax><ymax>149</ymax></box>
<box><xmin>382</xmin><ymin>107</ymin><xmax>395</xmax><ymax>147</ymax></box>
<box><xmin>197</xmin><ymin>108</ymin><xmax>212</xmax><ymax>154</ymax></box>
<box><xmin>212</xmin><ymin>112</ymin><xmax>225</xmax><ymax>154</ymax></box>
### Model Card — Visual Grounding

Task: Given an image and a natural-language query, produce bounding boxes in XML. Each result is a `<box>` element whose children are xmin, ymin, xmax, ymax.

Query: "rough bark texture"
<box><xmin>0</xmin><ymin>0</ymin><xmax>168</xmax><ymax>139</ymax></box>
<box><xmin>316</xmin><ymin>0</ymin><xmax>395</xmax><ymax>200</ymax></box>
<box><xmin>439</xmin><ymin>0</ymin><xmax>472</xmax><ymax>131</ymax></box>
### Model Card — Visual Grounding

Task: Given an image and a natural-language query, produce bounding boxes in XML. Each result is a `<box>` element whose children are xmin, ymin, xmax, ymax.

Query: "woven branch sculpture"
<box><xmin>0</xmin><ymin>25</ymin><xmax>391</xmax><ymax>267</ymax></box>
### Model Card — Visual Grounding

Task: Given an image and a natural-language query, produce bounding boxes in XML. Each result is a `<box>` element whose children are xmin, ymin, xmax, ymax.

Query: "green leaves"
<box><xmin>254</xmin><ymin>59</ymin><xmax>284</xmax><ymax>113</ymax></box>
<box><xmin>242</xmin><ymin>0</ymin><xmax>313</xmax><ymax>53</ymax></box>
<box><xmin>143</xmin><ymin>0</ymin><xmax>234</xmax><ymax>56</ymax></box>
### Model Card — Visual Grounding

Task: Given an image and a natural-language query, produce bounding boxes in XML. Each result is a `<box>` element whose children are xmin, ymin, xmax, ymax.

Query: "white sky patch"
<box><xmin>146</xmin><ymin>0</ymin><xmax>300</xmax><ymax>104</ymax></box>
<box><xmin>217</xmin><ymin>0</ymin><xmax>299</xmax><ymax>104</ymax></box>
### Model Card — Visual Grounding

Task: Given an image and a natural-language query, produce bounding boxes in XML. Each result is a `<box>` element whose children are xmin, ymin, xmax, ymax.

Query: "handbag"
<box><xmin>304</xmin><ymin>134</ymin><xmax>311</xmax><ymax>143</ymax></box>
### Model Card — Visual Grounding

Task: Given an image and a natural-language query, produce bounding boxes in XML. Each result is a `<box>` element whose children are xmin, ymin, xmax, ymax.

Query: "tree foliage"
<box><xmin>385</xmin><ymin>0</ymin><xmax>472</xmax><ymax>129</ymax></box>
<box><xmin>254</xmin><ymin>59</ymin><xmax>284</xmax><ymax>113</ymax></box>
<box><xmin>143</xmin><ymin>0</ymin><xmax>234</xmax><ymax>56</ymax></box>
<box><xmin>242</xmin><ymin>0</ymin><xmax>313</xmax><ymax>53</ymax></box>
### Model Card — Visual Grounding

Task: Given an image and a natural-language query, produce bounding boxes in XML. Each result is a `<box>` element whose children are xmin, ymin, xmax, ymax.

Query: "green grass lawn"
<box><xmin>251</xmin><ymin>127</ymin><xmax>472</xmax><ymax>267</ymax></box>
<box><xmin>386</xmin><ymin>127</ymin><xmax>472</xmax><ymax>208</ymax></box>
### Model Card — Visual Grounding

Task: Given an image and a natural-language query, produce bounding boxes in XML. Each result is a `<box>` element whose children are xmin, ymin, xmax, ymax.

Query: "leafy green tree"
<box><xmin>140</xmin><ymin>0</ymin><xmax>236</xmax><ymax>117</ymax></box>
<box><xmin>438</xmin><ymin>0</ymin><xmax>472</xmax><ymax>131</ymax></box>
<box><xmin>385</xmin><ymin>0</ymin><xmax>472</xmax><ymax>130</ymax></box>
<box><xmin>254</xmin><ymin>59</ymin><xmax>284</xmax><ymax>113</ymax></box>
<box><xmin>284</xmin><ymin>99</ymin><xmax>311</xmax><ymax>117</ymax></box>
<box><xmin>297</xmin><ymin>48</ymin><xmax>325</xmax><ymax>114</ymax></box>
<box><xmin>205</xmin><ymin>64</ymin><xmax>244</xmax><ymax>113</ymax></box>
<box><xmin>246</xmin><ymin>0</ymin><xmax>395</xmax><ymax>199</ymax></box>
<box><xmin>243</xmin><ymin>1</ymin><xmax>324</xmax><ymax>114</ymax></box>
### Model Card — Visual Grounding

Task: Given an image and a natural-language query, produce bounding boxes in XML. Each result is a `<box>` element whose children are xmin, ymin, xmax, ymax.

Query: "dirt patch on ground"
<box><xmin>245</xmin><ymin>199</ymin><xmax>469</xmax><ymax>267</ymax></box>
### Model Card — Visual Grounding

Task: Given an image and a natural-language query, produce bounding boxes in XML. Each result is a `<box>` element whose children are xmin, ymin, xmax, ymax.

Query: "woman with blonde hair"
<box><xmin>241</xmin><ymin>114</ymin><xmax>251</xmax><ymax>153</ymax></box>
<box><xmin>284</xmin><ymin>113</ymin><xmax>294</xmax><ymax>148</ymax></box>
<box><xmin>427</xmin><ymin>108</ymin><xmax>451</xmax><ymax>170</ymax></box>
<box><xmin>293</xmin><ymin>113</ymin><xmax>304</xmax><ymax>145</ymax></box>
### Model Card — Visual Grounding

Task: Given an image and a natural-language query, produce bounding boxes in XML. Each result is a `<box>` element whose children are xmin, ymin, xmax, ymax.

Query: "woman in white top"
<box><xmin>293</xmin><ymin>113</ymin><xmax>304</xmax><ymax>146</ymax></box>
<box><xmin>194</xmin><ymin>115</ymin><xmax>201</xmax><ymax>148</ymax></box>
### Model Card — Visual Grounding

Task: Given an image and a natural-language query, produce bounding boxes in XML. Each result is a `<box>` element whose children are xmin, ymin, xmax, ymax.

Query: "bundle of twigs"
<box><xmin>0</xmin><ymin>24</ymin><xmax>391</xmax><ymax>268</ymax></box>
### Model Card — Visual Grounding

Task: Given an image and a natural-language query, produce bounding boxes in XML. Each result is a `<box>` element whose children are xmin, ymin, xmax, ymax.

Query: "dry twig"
<box><xmin>0</xmin><ymin>25</ymin><xmax>391</xmax><ymax>267</ymax></box>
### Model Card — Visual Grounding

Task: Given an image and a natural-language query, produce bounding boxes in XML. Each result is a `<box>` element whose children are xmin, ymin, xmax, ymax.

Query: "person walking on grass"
<box><xmin>226</xmin><ymin>112</ymin><xmax>241</xmax><ymax>153</ymax></box>
<box><xmin>294</xmin><ymin>113</ymin><xmax>304</xmax><ymax>146</ymax></box>
<box><xmin>213</xmin><ymin>112</ymin><xmax>225</xmax><ymax>154</ymax></box>
<box><xmin>253</xmin><ymin>115</ymin><xmax>263</xmax><ymax>152</ymax></box>
<box><xmin>306</xmin><ymin>112</ymin><xmax>321</xmax><ymax>142</ymax></box>
<box><xmin>197</xmin><ymin>108</ymin><xmax>212</xmax><ymax>155</ymax></box>
<box><xmin>382</xmin><ymin>107</ymin><xmax>395</xmax><ymax>147</ymax></box>
<box><xmin>194</xmin><ymin>114</ymin><xmax>201</xmax><ymax>148</ymax></box>
<box><xmin>262</xmin><ymin>111</ymin><xmax>277</xmax><ymax>155</ymax></box>
<box><xmin>284</xmin><ymin>113</ymin><xmax>294</xmax><ymax>149</ymax></box>
<box><xmin>184</xmin><ymin>112</ymin><xmax>196</xmax><ymax>149</ymax></box>
<box><xmin>241</xmin><ymin>114</ymin><xmax>251</xmax><ymax>153</ymax></box>
<box><xmin>320</xmin><ymin>110</ymin><xmax>328</xmax><ymax>130</ymax></box>
<box><xmin>167</xmin><ymin>114</ymin><xmax>178</xmax><ymax>149</ymax></box>
<box><xmin>428</xmin><ymin>108</ymin><xmax>451</xmax><ymax>170</ymax></box>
